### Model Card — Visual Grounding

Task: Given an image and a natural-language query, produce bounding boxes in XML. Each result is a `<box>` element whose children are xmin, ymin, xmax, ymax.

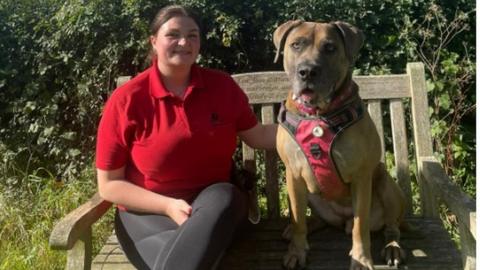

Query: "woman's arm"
<box><xmin>97</xmin><ymin>167</ymin><xmax>192</xmax><ymax>225</ymax></box>
<box><xmin>238</xmin><ymin>123</ymin><xmax>278</xmax><ymax>150</ymax></box>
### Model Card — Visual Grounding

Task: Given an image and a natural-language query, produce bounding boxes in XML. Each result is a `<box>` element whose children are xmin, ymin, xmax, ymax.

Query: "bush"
<box><xmin>0</xmin><ymin>0</ymin><xmax>475</xmax><ymax>192</ymax></box>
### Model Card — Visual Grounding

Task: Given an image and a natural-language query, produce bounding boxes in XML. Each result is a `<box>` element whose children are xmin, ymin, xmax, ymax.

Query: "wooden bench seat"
<box><xmin>91</xmin><ymin>217</ymin><xmax>461</xmax><ymax>270</ymax></box>
<box><xmin>50</xmin><ymin>62</ymin><xmax>475</xmax><ymax>270</ymax></box>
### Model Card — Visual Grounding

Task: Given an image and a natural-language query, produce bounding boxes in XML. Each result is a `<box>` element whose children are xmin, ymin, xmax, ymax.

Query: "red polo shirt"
<box><xmin>95</xmin><ymin>63</ymin><xmax>257</xmax><ymax>204</ymax></box>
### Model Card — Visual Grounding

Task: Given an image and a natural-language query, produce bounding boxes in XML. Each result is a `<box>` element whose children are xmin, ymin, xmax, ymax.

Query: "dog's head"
<box><xmin>273</xmin><ymin>21</ymin><xmax>364</xmax><ymax>114</ymax></box>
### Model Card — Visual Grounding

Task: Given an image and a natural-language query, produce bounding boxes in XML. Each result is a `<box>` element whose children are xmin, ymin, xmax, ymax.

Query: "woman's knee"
<box><xmin>194</xmin><ymin>182</ymin><xmax>247</xmax><ymax>219</ymax></box>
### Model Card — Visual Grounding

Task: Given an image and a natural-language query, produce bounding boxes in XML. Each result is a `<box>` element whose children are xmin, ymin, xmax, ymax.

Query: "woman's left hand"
<box><xmin>166</xmin><ymin>198</ymin><xmax>192</xmax><ymax>225</ymax></box>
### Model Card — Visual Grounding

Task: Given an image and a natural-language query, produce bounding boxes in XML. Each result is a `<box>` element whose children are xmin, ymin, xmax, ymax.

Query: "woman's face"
<box><xmin>151</xmin><ymin>16</ymin><xmax>200</xmax><ymax>71</ymax></box>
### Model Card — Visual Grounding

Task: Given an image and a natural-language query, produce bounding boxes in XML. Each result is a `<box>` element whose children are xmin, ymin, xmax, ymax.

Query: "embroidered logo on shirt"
<box><xmin>210</xmin><ymin>112</ymin><xmax>220</xmax><ymax>125</ymax></box>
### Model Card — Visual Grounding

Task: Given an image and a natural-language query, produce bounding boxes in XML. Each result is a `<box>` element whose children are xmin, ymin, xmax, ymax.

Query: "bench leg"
<box><xmin>459</xmin><ymin>222</ymin><xmax>476</xmax><ymax>270</ymax></box>
<box><xmin>66</xmin><ymin>227</ymin><xmax>92</xmax><ymax>270</ymax></box>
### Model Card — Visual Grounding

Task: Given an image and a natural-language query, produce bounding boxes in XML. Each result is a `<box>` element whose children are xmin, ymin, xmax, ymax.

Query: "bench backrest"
<box><xmin>116</xmin><ymin>62</ymin><xmax>433</xmax><ymax>218</ymax></box>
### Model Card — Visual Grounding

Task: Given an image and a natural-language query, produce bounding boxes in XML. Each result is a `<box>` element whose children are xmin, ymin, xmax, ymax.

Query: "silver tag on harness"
<box><xmin>312</xmin><ymin>126</ymin><xmax>324</xmax><ymax>137</ymax></box>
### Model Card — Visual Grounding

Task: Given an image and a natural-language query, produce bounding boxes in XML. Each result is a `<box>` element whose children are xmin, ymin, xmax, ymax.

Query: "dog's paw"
<box><xmin>282</xmin><ymin>224</ymin><xmax>293</xmax><ymax>240</ymax></box>
<box><xmin>349</xmin><ymin>249</ymin><xmax>374</xmax><ymax>270</ymax></box>
<box><xmin>283</xmin><ymin>243</ymin><xmax>307</xmax><ymax>270</ymax></box>
<box><xmin>381</xmin><ymin>241</ymin><xmax>406</xmax><ymax>267</ymax></box>
<box><xmin>349</xmin><ymin>259</ymin><xmax>374</xmax><ymax>270</ymax></box>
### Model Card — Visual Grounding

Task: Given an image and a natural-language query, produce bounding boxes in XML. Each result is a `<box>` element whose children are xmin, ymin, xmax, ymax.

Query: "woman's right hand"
<box><xmin>166</xmin><ymin>199</ymin><xmax>192</xmax><ymax>226</ymax></box>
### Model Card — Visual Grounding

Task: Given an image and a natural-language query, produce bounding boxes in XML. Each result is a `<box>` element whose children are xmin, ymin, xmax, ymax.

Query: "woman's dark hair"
<box><xmin>150</xmin><ymin>5</ymin><xmax>203</xmax><ymax>36</ymax></box>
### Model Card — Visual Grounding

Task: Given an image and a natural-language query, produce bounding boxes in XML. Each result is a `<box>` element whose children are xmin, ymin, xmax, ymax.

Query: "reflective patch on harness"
<box><xmin>309</xmin><ymin>143</ymin><xmax>322</xmax><ymax>159</ymax></box>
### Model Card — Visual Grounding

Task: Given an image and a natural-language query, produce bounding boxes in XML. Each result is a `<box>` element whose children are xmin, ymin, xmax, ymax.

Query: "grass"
<box><xmin>0</xmin><ymin>168</ymin><xmax>113</xmax><ymax>270</ymax></box>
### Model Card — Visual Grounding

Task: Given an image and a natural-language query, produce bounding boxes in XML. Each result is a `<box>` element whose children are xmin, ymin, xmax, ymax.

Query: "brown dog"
<box><xmin>274</xmin><ymin>20</ymin><xmax>407</xmax><ymax>270</ymax></box>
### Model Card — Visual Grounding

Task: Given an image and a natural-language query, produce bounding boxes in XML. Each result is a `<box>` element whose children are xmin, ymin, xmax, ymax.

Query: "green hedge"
<box><xmin>0</xmin><ymin>0</ymin><xmax>475</xmax><ymax>195</ymax></box>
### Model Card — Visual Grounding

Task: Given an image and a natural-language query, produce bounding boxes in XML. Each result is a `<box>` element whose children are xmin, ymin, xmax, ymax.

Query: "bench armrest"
<box><xmin>419</xmin><ymin>156</ymin><xmax>476</xmax><ymax>239</ymax></box>
<box><xmin>419</xmin><ymin>156</ymin><xmax>476</xmax><ymax>269</ymax></box>
<box><xmin>49</xmin><ymin>192</ymin><xmax>113</xmax><ymax>250</ymax></box>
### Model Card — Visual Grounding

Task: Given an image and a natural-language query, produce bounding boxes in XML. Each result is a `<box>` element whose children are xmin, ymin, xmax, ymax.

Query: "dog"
<box><xmin>274</xmin><ymin>20</ymin><xmax>407</xmax><ymax>270</ymax></box>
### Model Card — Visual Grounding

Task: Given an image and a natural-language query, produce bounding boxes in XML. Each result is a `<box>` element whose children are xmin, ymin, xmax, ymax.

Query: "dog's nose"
<box><xmin>297</xmin><ymin>63</ymin><xmax>321</xmax><ymax>81</ymax></box>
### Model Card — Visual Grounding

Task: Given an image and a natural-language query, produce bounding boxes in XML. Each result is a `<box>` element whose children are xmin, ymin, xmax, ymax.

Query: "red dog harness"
<box><xmin>278</xmin><ymin>81</ymin><xmax>364</xmax><ymax>200</ymax></box>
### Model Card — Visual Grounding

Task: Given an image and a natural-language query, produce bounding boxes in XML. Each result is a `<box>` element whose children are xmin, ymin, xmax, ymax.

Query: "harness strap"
<box><xmin>278</xmin><ymin>95</ymin><xmax>365</xmax><ymax>135</ymax></box>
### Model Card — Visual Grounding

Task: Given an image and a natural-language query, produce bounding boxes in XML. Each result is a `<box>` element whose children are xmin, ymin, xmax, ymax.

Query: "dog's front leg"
<box><xmin>349</xmin><ymin>175</ymin><xmax>374</xmax><ymax>270</ymax></box>
<box><xmin>375</xmin><ymin>164</ymin><xmax>406</xmax><ymax>266</ymax></box>
<box><xmin>283</xmin><ymin>168</ymin><xmax>309</xmax><ymax>270</ymax></box>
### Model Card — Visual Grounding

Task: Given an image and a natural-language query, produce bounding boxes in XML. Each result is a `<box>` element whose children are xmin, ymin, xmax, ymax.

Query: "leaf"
<box><xmin>441</xmin><ymin>58</ymin><xmax>460</xmax><ymax>76</ymax></box>
<box><xmin>68</xmin><ymin>149</ymin><xmax>81</xmax><ymax>157</ymax></box>
<box><xmin>24</xmin><ymin>101</ymin><xmax>36</xmax><ymax>113</ymax></box>
<box><xmin>438</xmin><ymin>93</ymin><xmax>451</xmax><ymax>110</ymax></box>
<box><xmin>28</xmin><ymin>123</ymin><xmax>39</xmax><ymax>133</ymax></box>
<box><xmin>434</xmin><ymin>81</ymin><xmax>444</xmax><ymax>91</ymax></box>
<box><xmin>43</xmin><ymin>126</ymin><xmax>54</xmax><ymax>136</ymax></box>
<box><xmin>60</xmin><ymin>132</ymin><xmax>76</xmax><ymax>141</ymax></box>
<box><xmin>386</xmin><ymin>35</ymin><xmax>397</xmax><ymax>45</ymax></box>
<box><xmin>426</xmin><ymin>80</ymin><xmax>435</xmax><ymax>92</ymax></box>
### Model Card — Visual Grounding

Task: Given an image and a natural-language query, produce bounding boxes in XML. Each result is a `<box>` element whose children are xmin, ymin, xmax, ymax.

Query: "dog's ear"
<box><xmin>332</xmin><ymin>21</ymin><xmax>364</xmax><ymax>63</ymax></box>
<box><xmin>273</xmin><ymin>20</ymin><xmax>304</xmax><ymax>63</ymax></box>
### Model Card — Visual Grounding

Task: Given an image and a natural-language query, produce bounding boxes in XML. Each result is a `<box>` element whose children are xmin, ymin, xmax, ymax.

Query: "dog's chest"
<box><xmin>278</xmin><ymin>98</ymin><xmax>364</xmax><ymax>200</ymax></box>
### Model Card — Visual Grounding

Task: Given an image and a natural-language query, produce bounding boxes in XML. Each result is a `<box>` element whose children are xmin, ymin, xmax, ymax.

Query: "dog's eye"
<box><xmin>324</xmin><ymin>43</ymin><xmax>336</xmax><ymax>53</ymax></box>
<box><xmin>291</xmin><ymin>41</ymin><xmax>302</xmax><ymax>51</ymax></box>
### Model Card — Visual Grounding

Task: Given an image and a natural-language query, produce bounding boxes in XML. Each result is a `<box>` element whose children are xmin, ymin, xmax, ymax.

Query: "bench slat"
<box><xmin>261</xmin><ymin>104</ymin><xmax>280</xmax><ymax>219</ymax></box>
<box><xmin>242</xmin><ymin>107</ymin><xmax>256</xmax><ymax>173</ymax></box>
<box><xmin>355</xmin><ymin>75</ymin><xmax>412</xmax><ymax>100</ymax></box>
<box><xmin>232</xmin><ymin>73</ymin><xmax>411</xmax><ymax>104</ymax></box>
<box><xmin>367</xmin><ymin>100</ymin><xmax>385</xmax><ymax>162</ymax></box>
<box><xmin>407</xmin><ymin>63</ymin><xmax>436</xmax><ymax>218</ymax></box>
<box><xmin>390</xmin><ymin>99</ymin><xmax>413</xmax><ymax>215</ymax></box>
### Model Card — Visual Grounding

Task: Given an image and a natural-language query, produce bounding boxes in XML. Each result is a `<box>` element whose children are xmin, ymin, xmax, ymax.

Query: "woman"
<box><xmin>95</xmin><ymin>5</ymin><xmax>276</xmax><ymax>270</ymax></box>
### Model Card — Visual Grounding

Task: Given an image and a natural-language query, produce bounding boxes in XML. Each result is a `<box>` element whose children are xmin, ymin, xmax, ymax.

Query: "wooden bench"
<box><xmin>49</xmin><ymin>62</ymin><xmax>475</xmax><ymax>270</ymax></box>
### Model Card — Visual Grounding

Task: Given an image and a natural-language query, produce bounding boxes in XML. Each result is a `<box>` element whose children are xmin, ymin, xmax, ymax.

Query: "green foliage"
<box><xmin>0</xmin><ymin>0</ymin><xmax>475</xmax><ymax>267</ymax></box>
<box><xmin>401</xmin><ymin>1</ymin><xmax>475</xmax><ymax>197</ymax></box>
<box><xmin>0</xmin><ymin>0</ymin><xmax>474</xmax><ymax>191</ymax></box>
<box><xmin>0</xmin><ymin>0</ymin><xmax>153</xmax><ymax>181</ymax></box>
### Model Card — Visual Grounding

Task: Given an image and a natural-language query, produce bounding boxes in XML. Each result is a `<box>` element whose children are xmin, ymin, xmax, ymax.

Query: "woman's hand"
<box><xmin>97</xmin><ymin>167</ymin><xmax>192</xmax><ymax>224</ymax></box>
<box><xmin>166</xmin><ymin>199</ymin><xmax>192</xmax><ymax>225</ymax></box>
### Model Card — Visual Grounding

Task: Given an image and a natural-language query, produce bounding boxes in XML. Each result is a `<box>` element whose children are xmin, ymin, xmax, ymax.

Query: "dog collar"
<box><xmin>280</xmin><ymin>93</ymin><xmax>364</xmax><ymax>136</ymax></box>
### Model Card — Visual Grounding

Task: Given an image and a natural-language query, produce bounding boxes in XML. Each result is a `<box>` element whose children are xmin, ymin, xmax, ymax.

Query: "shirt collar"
<box><xmin>149</xmin><ymin>62</ymin><xmax>205</xmax><ymax>99</ymax></box>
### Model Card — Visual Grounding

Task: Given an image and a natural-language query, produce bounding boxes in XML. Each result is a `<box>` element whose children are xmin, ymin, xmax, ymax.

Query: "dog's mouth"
<box><xmin>293</xmin><ymin>85</ymin><xmax>336</xmax><ymax>115</ymax></box>
<box><xmin>293</xmin><ymin>89</ymin><xmax>315</xmax><ymax>106</ymax></box>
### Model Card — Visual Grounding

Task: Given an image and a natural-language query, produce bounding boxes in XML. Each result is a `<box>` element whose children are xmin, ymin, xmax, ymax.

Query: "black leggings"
<box><xmin>114</xmin><ymin>182</ymin><xmax>247</xmax><ymax>270</ymax></box>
